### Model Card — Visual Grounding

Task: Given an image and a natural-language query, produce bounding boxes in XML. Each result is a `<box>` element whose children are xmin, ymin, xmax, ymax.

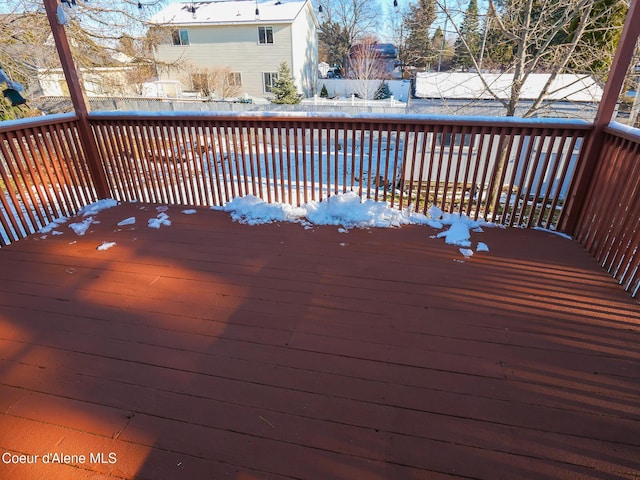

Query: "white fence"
<box><xmin>315</xmin><ymin>79</ymin><xmax>411</xmax><ymax>102</ymax></box>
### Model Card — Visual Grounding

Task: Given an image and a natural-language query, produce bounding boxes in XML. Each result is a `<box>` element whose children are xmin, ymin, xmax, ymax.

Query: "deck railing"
<box><xmin>0</xmin><ymin>114</ymin><xmax>98</xmax><ymax>246</ymax></box>
<box><xmin>1</xmin><ymin>111</ymin><xmax>638</xmax><ymax>297</ymax></box>
<box><xmin>89</xmin><ymin>113</ymin><xmax>590</xmax><ymax>228</ymax></box>
<box><xmin>574</xmin><ymin>124</ymin><xmax>640</xmax><ymax>297</ymax></box>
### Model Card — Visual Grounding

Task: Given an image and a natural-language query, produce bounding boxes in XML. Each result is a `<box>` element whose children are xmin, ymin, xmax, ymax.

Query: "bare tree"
<box><xmin>0</xmin><ymin>0</ymin><xmax>168</xmax><ymax>108</ymax></box>
<box><xmin>436</xmin><ymin>0</ymin><xmax>627</xmax><ymax>117</ymax></box>
<box><xmin>186</xmin><ymin>64</ymin><xmax>242</xmax><ymax>100</ymax></box>
<box><xmin>348</xmin><ymin>36</ymin><xmax>386</xmax><ymax>99</ymax></box>
<box><xmin>317</xmin><ymin>0</ymin><xmax>382</xmax><ymax>75</ymax></box>
<box><xmin>435</xmin><ymin>0</ymin><xmax>627</xmax><ymax>210</ymax></box>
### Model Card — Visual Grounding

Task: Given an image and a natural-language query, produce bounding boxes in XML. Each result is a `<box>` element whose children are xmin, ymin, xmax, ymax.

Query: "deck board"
<box><xmin>0</xmin><ymin>201</ymin><xmax>638</xmax><ymax>479</ymax></box>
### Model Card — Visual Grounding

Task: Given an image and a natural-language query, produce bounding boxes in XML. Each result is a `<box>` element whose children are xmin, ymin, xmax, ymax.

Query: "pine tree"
<box><xmin>401</xmin><ymin>0</ymin><xmax>437</xmax><ymax>70</ymax></box>
<box><xmin>270</xmin><ymin>61</ymin><xmax>300</xmax><ymax>104</ymax></box>
<box><xmin>320</xmin><ymin>84</ymin><xmax>329</xmax><ymax>98</ymax></box>
<box><xmin>374</xmin><ymin>81</ymin><xmax>392</xmax><ymax>100</ymax></box>
<box><xmin>318</xmin><ymin>21</ymin><xmax>351</xmax><ymax>75</ymax></box>
<box><xmin>453</xmin><ymin>0</ymin><xmax>480</xmax><ymax>71</ymax></box>
<box><xmin>565</xmin><ymin>0</ymin><xmax>627</xmax><ymax>77</ymax></box>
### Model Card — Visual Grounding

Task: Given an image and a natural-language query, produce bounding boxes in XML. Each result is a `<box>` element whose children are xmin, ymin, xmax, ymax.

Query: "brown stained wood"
<box><xmin>0</xmin><ymin>202</ymin><xmax>638</xmax><ymax>480</ymax></box>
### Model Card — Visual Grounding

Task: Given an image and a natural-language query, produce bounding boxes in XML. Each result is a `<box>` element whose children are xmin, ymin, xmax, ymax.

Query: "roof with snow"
<box><xmin>415</xmin><ymin>72</ymin><xmax>603</xmax><ymax>102</ymax></box>
<box><xmin>148</xmin><ymin>0</ymin><xmax>310</xmax><ymax>26</ymax></box>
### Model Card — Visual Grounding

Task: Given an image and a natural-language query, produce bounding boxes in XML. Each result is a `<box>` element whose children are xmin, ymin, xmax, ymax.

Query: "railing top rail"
<box><xmin>0</xmin><ymin>112</ymin><xmax>79</xmax><ymax>133</ymax></box>
<box><xmin>88</xmin><ymin>110</ymin><xmax>594</xmax><ymax>131</ymax></box>
<box><xmin>604</xmin><ymin>121</ymin><xmax>640</xmax><ymax>143</ymax></box>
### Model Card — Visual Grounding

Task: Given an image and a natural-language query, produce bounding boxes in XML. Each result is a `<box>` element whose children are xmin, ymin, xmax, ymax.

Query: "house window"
<box><xmin>191</xmin><ymin>73</ymin><xmax>210</xmax><ymax>96</ymax></box>
<box><xmin>263</xmin><ymin>72</ymin><xmax>278</xmax><ymax>93</ymax></box>
<box><xmin>227</xmin><ymin>72</ymin><xmax>242</xmax><ymax>87</ymax></box>
<box><xmin>172</xmin><ymin>29</ymin><xmax>190</xmax><ymax>46</ymax></box>
<box><xmin>258</xmin><ymin>26</ymin><xmax>273</xmax><ymax>44</ymax></box>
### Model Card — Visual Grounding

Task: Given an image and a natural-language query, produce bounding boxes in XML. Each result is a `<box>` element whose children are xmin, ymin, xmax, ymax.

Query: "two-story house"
<box><xmin>148</xmin><ymin>0</ymin><xmax>318</xmax><ymax>100</ymax></box>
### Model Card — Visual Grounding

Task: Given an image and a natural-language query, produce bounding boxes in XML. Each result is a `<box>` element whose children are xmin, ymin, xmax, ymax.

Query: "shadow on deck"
<box><xmin>0</xmin><ymin>202</ymin><xmax>638</xmax><ymax>479</ymax></box>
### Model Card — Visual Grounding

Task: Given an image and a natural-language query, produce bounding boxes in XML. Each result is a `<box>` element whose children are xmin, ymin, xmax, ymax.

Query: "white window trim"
<box><xmin>263</xmin><ymin>72</ymin><xmax>278</xmax><ymax>93</ymax></box>
<box><xmin>257</xmin><ymin>26</ymin><xmax>274</xmax><ymax>45</ymax></box>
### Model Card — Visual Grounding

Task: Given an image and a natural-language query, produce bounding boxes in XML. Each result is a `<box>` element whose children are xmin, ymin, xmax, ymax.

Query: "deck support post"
<box><xmin>43</xmin><ymin>0</ymin><xmax>110</xmax><ymax>200</ymax></box>
<box><xmin>561</xmin><ymin>0</ymin><xmax>640</xmax><ymax>235</ymax></box>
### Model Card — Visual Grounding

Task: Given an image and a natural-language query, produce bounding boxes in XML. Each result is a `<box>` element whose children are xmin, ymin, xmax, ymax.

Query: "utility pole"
<box><xmin>42</xmin><ymin>0</ymin><xmax>110</xmax><ymax>199</ymax></box>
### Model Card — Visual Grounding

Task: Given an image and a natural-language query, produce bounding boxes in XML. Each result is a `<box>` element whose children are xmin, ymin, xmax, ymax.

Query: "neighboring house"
<box><xmin>34</xmin><ymin>52</ymin><xmax>158</xmax><ymax>98</ymax></box>
<box><xmin>36</xmin><ymin>65</ymin><xmax>144</xmax><ymax>97</ymax></box>
<box><xmin>1</xmin><ymin>12</ymin><xmax>157</xmax><ymax>99</ymax></box>
<box><xmin>148</xmin><ymin>0</ymin><xmax>319</xmax><ymax>99</ymax></box>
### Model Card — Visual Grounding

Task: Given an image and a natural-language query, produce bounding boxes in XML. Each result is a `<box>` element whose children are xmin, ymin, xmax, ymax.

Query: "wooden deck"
<box><xmin>0</xmin><ymin>202</ymin><xmax>638</xmax><ymax>480</ymax></box>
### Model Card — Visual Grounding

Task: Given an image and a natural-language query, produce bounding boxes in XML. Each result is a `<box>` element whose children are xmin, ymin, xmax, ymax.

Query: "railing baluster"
<box><xmin>507</xmin><ymin>128</ymin><xmax>534</xmax><ymax>226</ymax></box>
<box><xmin>246</xmin><ymin>123</ymin><xmax>259</xmax><ymax>200</ymax></box>
<box><xmin>301</xmin><ymin>125</ymin><xmax>308</xmax><ymax>205</ymax></box>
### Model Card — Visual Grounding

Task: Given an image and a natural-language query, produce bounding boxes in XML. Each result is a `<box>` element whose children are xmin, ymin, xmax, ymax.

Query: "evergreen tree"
<box><xmin>432</xmin><ymin>26</ymin><xmax>444</xmax><ymax>53</ymax></box>
<box><xmin>565</xmin><ymin>0</ymin><xmax>627</xmax><ymax>77</ymax></box>
<box><xmin>270</xmin><ymin>61</ymin><xmax>300</xmax><ymax>104</ymax></box>
<box><xmin>432</xmin><ymin>25</ymin><xmax>455</xmax><ymax>71</ymax></box>
<box><xmin>482</xmin><ymin>17</ymin><xmax>513</xmax><ymax>70</ymax></box>
<box><xmin>318</xmin><ymin>21</ymin><xmax>351</xmax><ymax>74</ymax></box>
<box><xmin>320</xmin><ymin>84</ymin><xmax>329</xmax><ymax>98</ymax></box>
<box><xmin>453</xmin><ymin>0</ymin><xmax>480</xmax><ymax>71</ymax></box>
<box><xmin>401</xmin><ymin>0</ymin><xmax>437</xmax><ymax>70</ymax></box>
<box><xmin>374</xmin><ymin>81</ymin><xmax>392</xmax><ymax>100</ymax></box>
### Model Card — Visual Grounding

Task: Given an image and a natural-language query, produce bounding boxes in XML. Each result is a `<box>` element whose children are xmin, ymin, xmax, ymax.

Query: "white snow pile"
<box><xmin>213</xmin><ymin>193</ymin><xmax>500</xmax><ymax>260</ymax></box>
<box><xmin>39</xmin><ymin>216</ymin><xmax>68</xmax><ymax>234</ymax></box>
<box><xmin>459</xmin><ymin>248</ymin><xmax>474</xmax><ymax>258</ymax></box>
<box><xmin>38</xmin><ymin>200</ymin><xmax>119</xmax><ymax>237</ymax></box>
<box><xmin>69</xmin><ymin>216</ymin><xmax>99</xmax><ymax>236</ymax></box>
<box><xmin>66</xmin><ymin>199</ymin><xmax>119</xmax><ymax>236</ymax></box>
<box><xmin>306</xmin><ymin>193</ymin><xmax>433</xmax><ymax>229</ymax></box>
<box><xmin>427</xmin><ymin>205</ymin><xmax>498</xmax><ymax>248</ymax></box>
<box><xmin>78</xmin><ymin>198</ymin><xmax>118</xmax><ymax>216</ymax></box>
<box><xmin>97</xmin><ymin>241</ymin><xmax>116</xmax><ymax>251</ymax></box>
<box><xmin>212</xmin><ymin>195</ymin><xmax>308</xmax><ymax>225</ymax></box>
<box><xmin>213</xmin><ymin>192</ymin><xmax>433</xmax><ymax>229</ymax></box>
<box><xmin>148</xmin><ymin>212</ymin><xmax>172</xmax><ymax>229</ymax></box>
<box><xmin>117</xmin><ymin>216</ymin><xmax>136</xmax><ymax>227</ymax></box>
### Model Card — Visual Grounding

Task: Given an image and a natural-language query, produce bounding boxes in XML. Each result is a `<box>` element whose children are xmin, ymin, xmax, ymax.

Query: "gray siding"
<box><xmin>154</xmin><ymin>23</ymin><xmax>298</xmax><ymax>98</ymax></box>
